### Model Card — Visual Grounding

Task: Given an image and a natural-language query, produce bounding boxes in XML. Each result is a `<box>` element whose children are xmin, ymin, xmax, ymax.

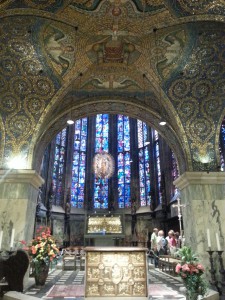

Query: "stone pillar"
<box><xmin>0</xmin><ymin>169</ymin><xmax>44</xmax><ymax>251</ymax></box>
<box><xmin>174</xmin><ymin>172</ymin><xmax>225</xmax><ymax>274</ymax></box>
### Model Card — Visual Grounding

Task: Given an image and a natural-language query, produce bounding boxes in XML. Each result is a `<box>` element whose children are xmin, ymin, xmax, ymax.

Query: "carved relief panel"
<box><xmin>85</xmin><ymin>247</ymin><xmax>148</xmax><ymax>298</ymax></box>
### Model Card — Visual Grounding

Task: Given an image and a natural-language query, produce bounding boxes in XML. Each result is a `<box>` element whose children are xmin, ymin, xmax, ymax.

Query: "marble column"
<box><xmin>174</xmin><ymin>172</ymin><xmax>225</xmax><ymax>278</ymax></box>
<box><xmin>0</xmin><ymin>169</ymin><xmax>44</xmax><ymax>251</ymax></box>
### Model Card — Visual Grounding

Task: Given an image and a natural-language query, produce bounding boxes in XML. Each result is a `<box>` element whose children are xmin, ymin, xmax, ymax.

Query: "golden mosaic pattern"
<box><xmin>85</xmin><ymin>249</ymin><xmax>147</xmax><ymax>297</ymax></box>
<box><xmin>0</xmin><ymin>1</ymin><xmax>225</xmax><ymax>172</ymax></box>
<box><xmin>87</xmin><ymin>216</ymin><xmax>122</xmax><ymax>234</ymax></box>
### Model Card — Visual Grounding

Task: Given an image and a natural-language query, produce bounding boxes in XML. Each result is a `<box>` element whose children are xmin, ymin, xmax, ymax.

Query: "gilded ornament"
<box><xmin>187</xmin><ymin>117</ymin><xmax>215</xmax><ymax>142</ymax></box>
<box><xmin>33</xmin><ymin>77</ymin><xmax>55</xmax><ymax>97</ymax></box>
<box><xmin>201</xmin><ymin>96</ymin><xmax>222</xmax><ymax>116</ymax></box>
<box><xmin>7</xmin><ymin>114</ymin><xmax>32</xmax><ymax>138</ymax></box>
<box><xmin>184</xmin><ymin>64</ymin><xmax>200</xmax><ymax>79</ymax></box>
<box><xmin>0</xmin><ymin>92</ymin><xmax>20</xmax><ymax>113</ymax></box>
<box><xmin>24</xmin><ymin>95</ymin><xmax>45</xmax><ymax>116</ymax></box>
<box><xmin>196</xmin><ymin>45</ymin><xmax>216</xmax><ymax>61</ymax></box>
<box><xmin>22</xmin><ymin>60</ymin><xmax>43</xmax><ymax>76</ymax></box>
<box><xmin>9</xmin><ymin>39</ymin><xmax>34</xmax><ymax>57</ymax></box>
<box><xmin>177</xmin><ymin>98</ymin><xmax>198</xmax><ymax>120</ymax></box>
<box><xmin>191</xmin><ymin>80</ymin><xmax>212</xmax><ymax>99</ymax></box>
<box><xmin>206</xmin><ymin>63</ymin><xmax>223</xmax><ymax>78</ymax></box>
<box><xmin>169</xmin><ymin>79</ymin><xmax>190</xmax><ymax>100</ymax></box>
<box><xmin>0</xmin><ymin>57</ymin><xmax>18</xmax><ymax>76</ymax></box>
<box><xmin>10</xmin><ymin>77</ymin><xmax>32</xmax><ymax>96</ymax></box>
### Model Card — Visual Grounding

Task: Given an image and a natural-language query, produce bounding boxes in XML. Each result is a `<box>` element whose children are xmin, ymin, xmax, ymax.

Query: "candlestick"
<box><xmin>10</xmin><ymin>228</ymin><xmax>15</xmax><ymax>249</ymax></box>
<box><xmin>206</xmin><ymin>250</ymin><xmax>220</xmax><ymax>293</ymax></box>
<box><xmin>207</xmin><ymin>228</ymin><xmax>211</xmax><ymax>249</ymax></box>
<box><xmin>0</xmin><ymin>231</ymin><xmax>3</xmax><ymax>250</ymax></box>
<box><xmin>216</xmin><ymin>233</ymin><xmax>221</xmax><ymax>251</ymax></box>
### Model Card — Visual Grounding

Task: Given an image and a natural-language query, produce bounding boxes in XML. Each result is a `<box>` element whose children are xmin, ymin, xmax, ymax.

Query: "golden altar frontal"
<box><xmin>84</xmin><ymin>247</ymin><xmax>148</xmax><ymax>299</ymax></box>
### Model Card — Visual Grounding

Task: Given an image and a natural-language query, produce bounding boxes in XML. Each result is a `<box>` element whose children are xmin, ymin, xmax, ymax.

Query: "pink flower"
<box><xmin>31</xmin><ymin>246</ymin><xmax>37</xmax><ymax>254</ymax></box>
<box><xmin>182</xmin><ymin>264</ymin><xmax>190</xmax><ymax>272</ymax></box>
<box><xmin>20</xmin><ymin>240</ymin><xmax>27</xmax><ymax>245</ymax></box>
<box><xmin>176</xmin><ymin>263</ymin><xmax>182</xmax><ymax>273</ymax></box>
<box><xmin>197</xmin><ymin>264</ymin><xmax>205</xmax><ymax>271</ymax></box>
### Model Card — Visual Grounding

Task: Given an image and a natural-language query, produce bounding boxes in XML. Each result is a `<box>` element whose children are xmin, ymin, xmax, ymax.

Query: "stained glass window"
<box><xmin>118</xmin><ymin>115</ymin><xmax>131</xmax><ymax>208</ymax></box>
<box><xmin>94</xmin><ymin>114</ymin><xmax>109</xmax><ymax>209</ymax></box>
<box><xmin>49</xmin><ymin>114</ymin><xmax>167</xmax><ymax>210</ymax></box>
<box><xmin>153</xmin><ymin>129</ymin><xmax>162</xmax><ymax>204</ymax></box>
<box><xmin>71</xmin><ymin>118</ymin><xmax>88</xmax><ymax>208</ymax></box>
<box><xmin>52</xmin><ymin>128</ymin><xmax>67</xmax><ymax>205</ymax></box>
<box><xmin>137</xmin><ymin>120</ymin><xmax>151</xmax><ymax>206</ymax></box>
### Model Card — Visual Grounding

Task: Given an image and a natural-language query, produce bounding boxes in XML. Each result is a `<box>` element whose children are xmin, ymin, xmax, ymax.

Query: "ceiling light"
<box><xmin>159</xmin><ymin>120</ymin><xmax>166</xmax><ymax>126</ymax></box>
<box><xmin>67</xmin><ymin>119</ymin><xmax>74</xmax><ymax>125</ymax></box>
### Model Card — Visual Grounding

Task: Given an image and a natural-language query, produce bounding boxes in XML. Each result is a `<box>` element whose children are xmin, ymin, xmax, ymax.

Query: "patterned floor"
<box><xmin>23</xmin><ymin>263</ymin><xmax>186</xmax><ymax>300</ymax></box>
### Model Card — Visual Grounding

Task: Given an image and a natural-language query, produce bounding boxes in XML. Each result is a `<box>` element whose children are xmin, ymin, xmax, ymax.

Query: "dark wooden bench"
<box><xmin>158</xmin><ymin>255</ymin><xmax>180</xmax><ymax>276</ymax></box>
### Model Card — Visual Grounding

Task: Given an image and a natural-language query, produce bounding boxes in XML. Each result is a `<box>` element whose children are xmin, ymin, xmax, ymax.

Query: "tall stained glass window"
<box><xmin>137</xmin><ymin>120</ymin><xmax>151</xmax><ymax>206</ymax></box>
<box><xmin>48</xmin><ymin>114</ymin><xmax>170</xmax><ymax>210</ymax></box>
<box><xmin>52</xmin><ymin>128</ymin><xmax>67</xmax><ymax>205</ymax></box>
<box><xmin>117</xmin><ymin>115</ymin><xmax>131</xmax><ymax>208</ymax></box>
<box><xmin>71</xmin><ymin>118</ymin><xmax>88</xmax><ymax>208</ymax></box>
<box><xmin>94</xmin><ymin>114</ymin><xmax>109</xmax><ymax>209</ymax></box>
<box><xmin>153</xmin><ymin>129</ymin><xmax>162</xmax><ymax>204</ymax></box>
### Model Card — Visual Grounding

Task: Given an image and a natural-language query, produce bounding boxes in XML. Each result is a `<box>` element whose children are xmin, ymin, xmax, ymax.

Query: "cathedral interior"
<box><xmin>0</xmin><ymin>1</ymin><xmax>225</xmax><ymax>294</ymax></box>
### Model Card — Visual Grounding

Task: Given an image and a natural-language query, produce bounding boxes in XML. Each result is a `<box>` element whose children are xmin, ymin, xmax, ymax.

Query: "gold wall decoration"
<box><xmin>85</xmin><ymin>247</ymin><xmax>148</xmax><ymax>298</ymax></box>
<box><xmin>87</xmin><ymin>216</ymin><xmax>122</xmax><ymax>234</ymax></box>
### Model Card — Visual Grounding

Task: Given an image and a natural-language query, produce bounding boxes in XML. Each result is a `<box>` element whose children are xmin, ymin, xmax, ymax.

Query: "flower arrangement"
<box><xmin>175</xmin><ymin>246</ymin><xmax>208</xmax><ymax>299</ymax></box>
<box><xmin>27</xmin><ymin>226</ymin><xmax>59</xmax><ymax>265</ymax></box>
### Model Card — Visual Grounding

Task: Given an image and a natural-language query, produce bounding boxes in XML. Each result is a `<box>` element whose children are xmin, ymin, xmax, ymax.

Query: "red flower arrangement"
<box><xmin>175</xmin><ymin>246</ymin><xmax>208</xmax><ymax>299</ymax></box>
<box><xmin>27</xmin><ymin>226</ymin><xmax>59</xmax><ymax>265</ymax></box>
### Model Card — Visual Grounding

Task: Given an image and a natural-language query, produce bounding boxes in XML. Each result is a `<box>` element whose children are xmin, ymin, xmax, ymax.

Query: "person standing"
<box><xmin>150</xmin><ymin>228</ymin><xmax>158</xmax><ymax>267</ymax></box>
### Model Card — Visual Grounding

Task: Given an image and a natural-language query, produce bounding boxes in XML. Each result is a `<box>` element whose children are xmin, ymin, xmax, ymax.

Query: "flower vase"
<box><xmin>34</xmin><ymin>262</ymin><xmax>49</xmax><ymax>286</ymax></box>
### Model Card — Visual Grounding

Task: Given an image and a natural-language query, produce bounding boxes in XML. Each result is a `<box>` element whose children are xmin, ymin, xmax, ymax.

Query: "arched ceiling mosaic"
<box><xmin>0</xmin><ymin>0</ymin><xmax>225</xmax><ymax>173</ymax></box>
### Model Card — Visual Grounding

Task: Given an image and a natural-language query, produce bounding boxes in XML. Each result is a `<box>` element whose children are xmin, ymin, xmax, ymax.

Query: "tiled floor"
<box><xmin>23</xmin><ymin>262</ymin><xmax>186</xmax><ymax>300</ymax></box>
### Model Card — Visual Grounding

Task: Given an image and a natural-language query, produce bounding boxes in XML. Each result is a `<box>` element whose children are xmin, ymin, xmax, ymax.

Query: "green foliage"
<box><xmin>175</xmin><ymin>246</ymin><xmax>208</xmax><ymax>298</ymax></box>
<box><xmin>176</xmin><ymin>246</ymin><xmax>198</xmax><ymax>263</ymax></box>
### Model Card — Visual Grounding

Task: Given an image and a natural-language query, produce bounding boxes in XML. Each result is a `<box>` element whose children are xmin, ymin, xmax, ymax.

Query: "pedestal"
<box><xmin>0</xmin><ymin>170</ymin><xmax>44</xmax><ymax>250</ymax></box>
<box><xmin>174</xmin><ymin>172</ymin><xmax>225</xmax><ymax>279</ymax></box>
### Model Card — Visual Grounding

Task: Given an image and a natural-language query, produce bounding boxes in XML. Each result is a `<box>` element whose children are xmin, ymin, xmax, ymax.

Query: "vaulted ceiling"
<box><xmin>0</xmin><ymin>0</ymin><xmax>225</xmax><ymax>173</ymax></box>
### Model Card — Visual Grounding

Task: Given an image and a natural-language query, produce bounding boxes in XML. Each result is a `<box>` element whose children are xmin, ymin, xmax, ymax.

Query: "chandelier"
<box><xmin>93</xmin><ymin>151</ymin><xmax>115</xmax><ymax>179</ymax></box>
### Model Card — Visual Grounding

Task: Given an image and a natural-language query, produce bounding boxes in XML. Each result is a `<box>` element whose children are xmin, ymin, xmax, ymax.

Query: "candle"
<box><xmin>216</xmin><ymin>233</ymin><xmax>221</xmax><ymax>251</ymax></box>
<box><xmin>207</xmin><ymin>229</ymin><xmax>211</xmax><ymax>249</ymax></box>
<box><xmin>10</xmin><ymin>228</ymin><xmax>15</xmax><ymax>249</ymax></box>
<box><xmin>0</xmin><ymin>231</ymin><xmax>3</xmax><ymax>250</ymax></box>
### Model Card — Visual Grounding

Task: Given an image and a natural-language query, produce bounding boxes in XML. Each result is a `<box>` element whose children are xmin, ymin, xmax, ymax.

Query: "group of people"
<box><xmin>150</xmin><ymin>228</ymin><xmax>183</xmax><ymax>267</ymax></box>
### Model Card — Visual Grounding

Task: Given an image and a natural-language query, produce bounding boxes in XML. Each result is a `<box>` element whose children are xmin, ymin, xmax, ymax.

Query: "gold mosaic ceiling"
<box><xmin>0</xmin><ymin>0</ymin><xmax>225</xmax><ymax>173</ymax></box>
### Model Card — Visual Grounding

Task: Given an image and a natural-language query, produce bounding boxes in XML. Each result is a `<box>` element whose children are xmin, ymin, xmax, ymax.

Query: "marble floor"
<box><xmin>23</xmin><ymin>263</ymin><xmax>187</xmax><ymax>300</ymax></box>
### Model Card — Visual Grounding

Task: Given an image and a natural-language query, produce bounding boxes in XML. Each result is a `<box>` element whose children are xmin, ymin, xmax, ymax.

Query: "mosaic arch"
<box><xmin>32</xmin><ymin>99</ymin><xmax>188</xmax><ymax>175</ymax></box>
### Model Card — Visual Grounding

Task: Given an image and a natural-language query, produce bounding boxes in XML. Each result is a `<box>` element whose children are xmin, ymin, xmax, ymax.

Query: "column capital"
<box><xmin>174</xmin><ymin>171</ymin><xmax>225</xmax><ymax>190</ymax></box>
<box><xmin>0</xmin><ymin>169</ymin><xmax>44</xmax><ymax>189</ymax></box>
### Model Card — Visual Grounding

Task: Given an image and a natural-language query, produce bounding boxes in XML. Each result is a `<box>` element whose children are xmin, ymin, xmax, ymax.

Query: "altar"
<box><xmin>84</xmin><ymin>214</ymin><xmax>125</xmax><ymax>247</ymax></box>
<box><xmin>84</xmin><ymin>247</ymin><xmax>148</xmax><ymax>299</ymax></box>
